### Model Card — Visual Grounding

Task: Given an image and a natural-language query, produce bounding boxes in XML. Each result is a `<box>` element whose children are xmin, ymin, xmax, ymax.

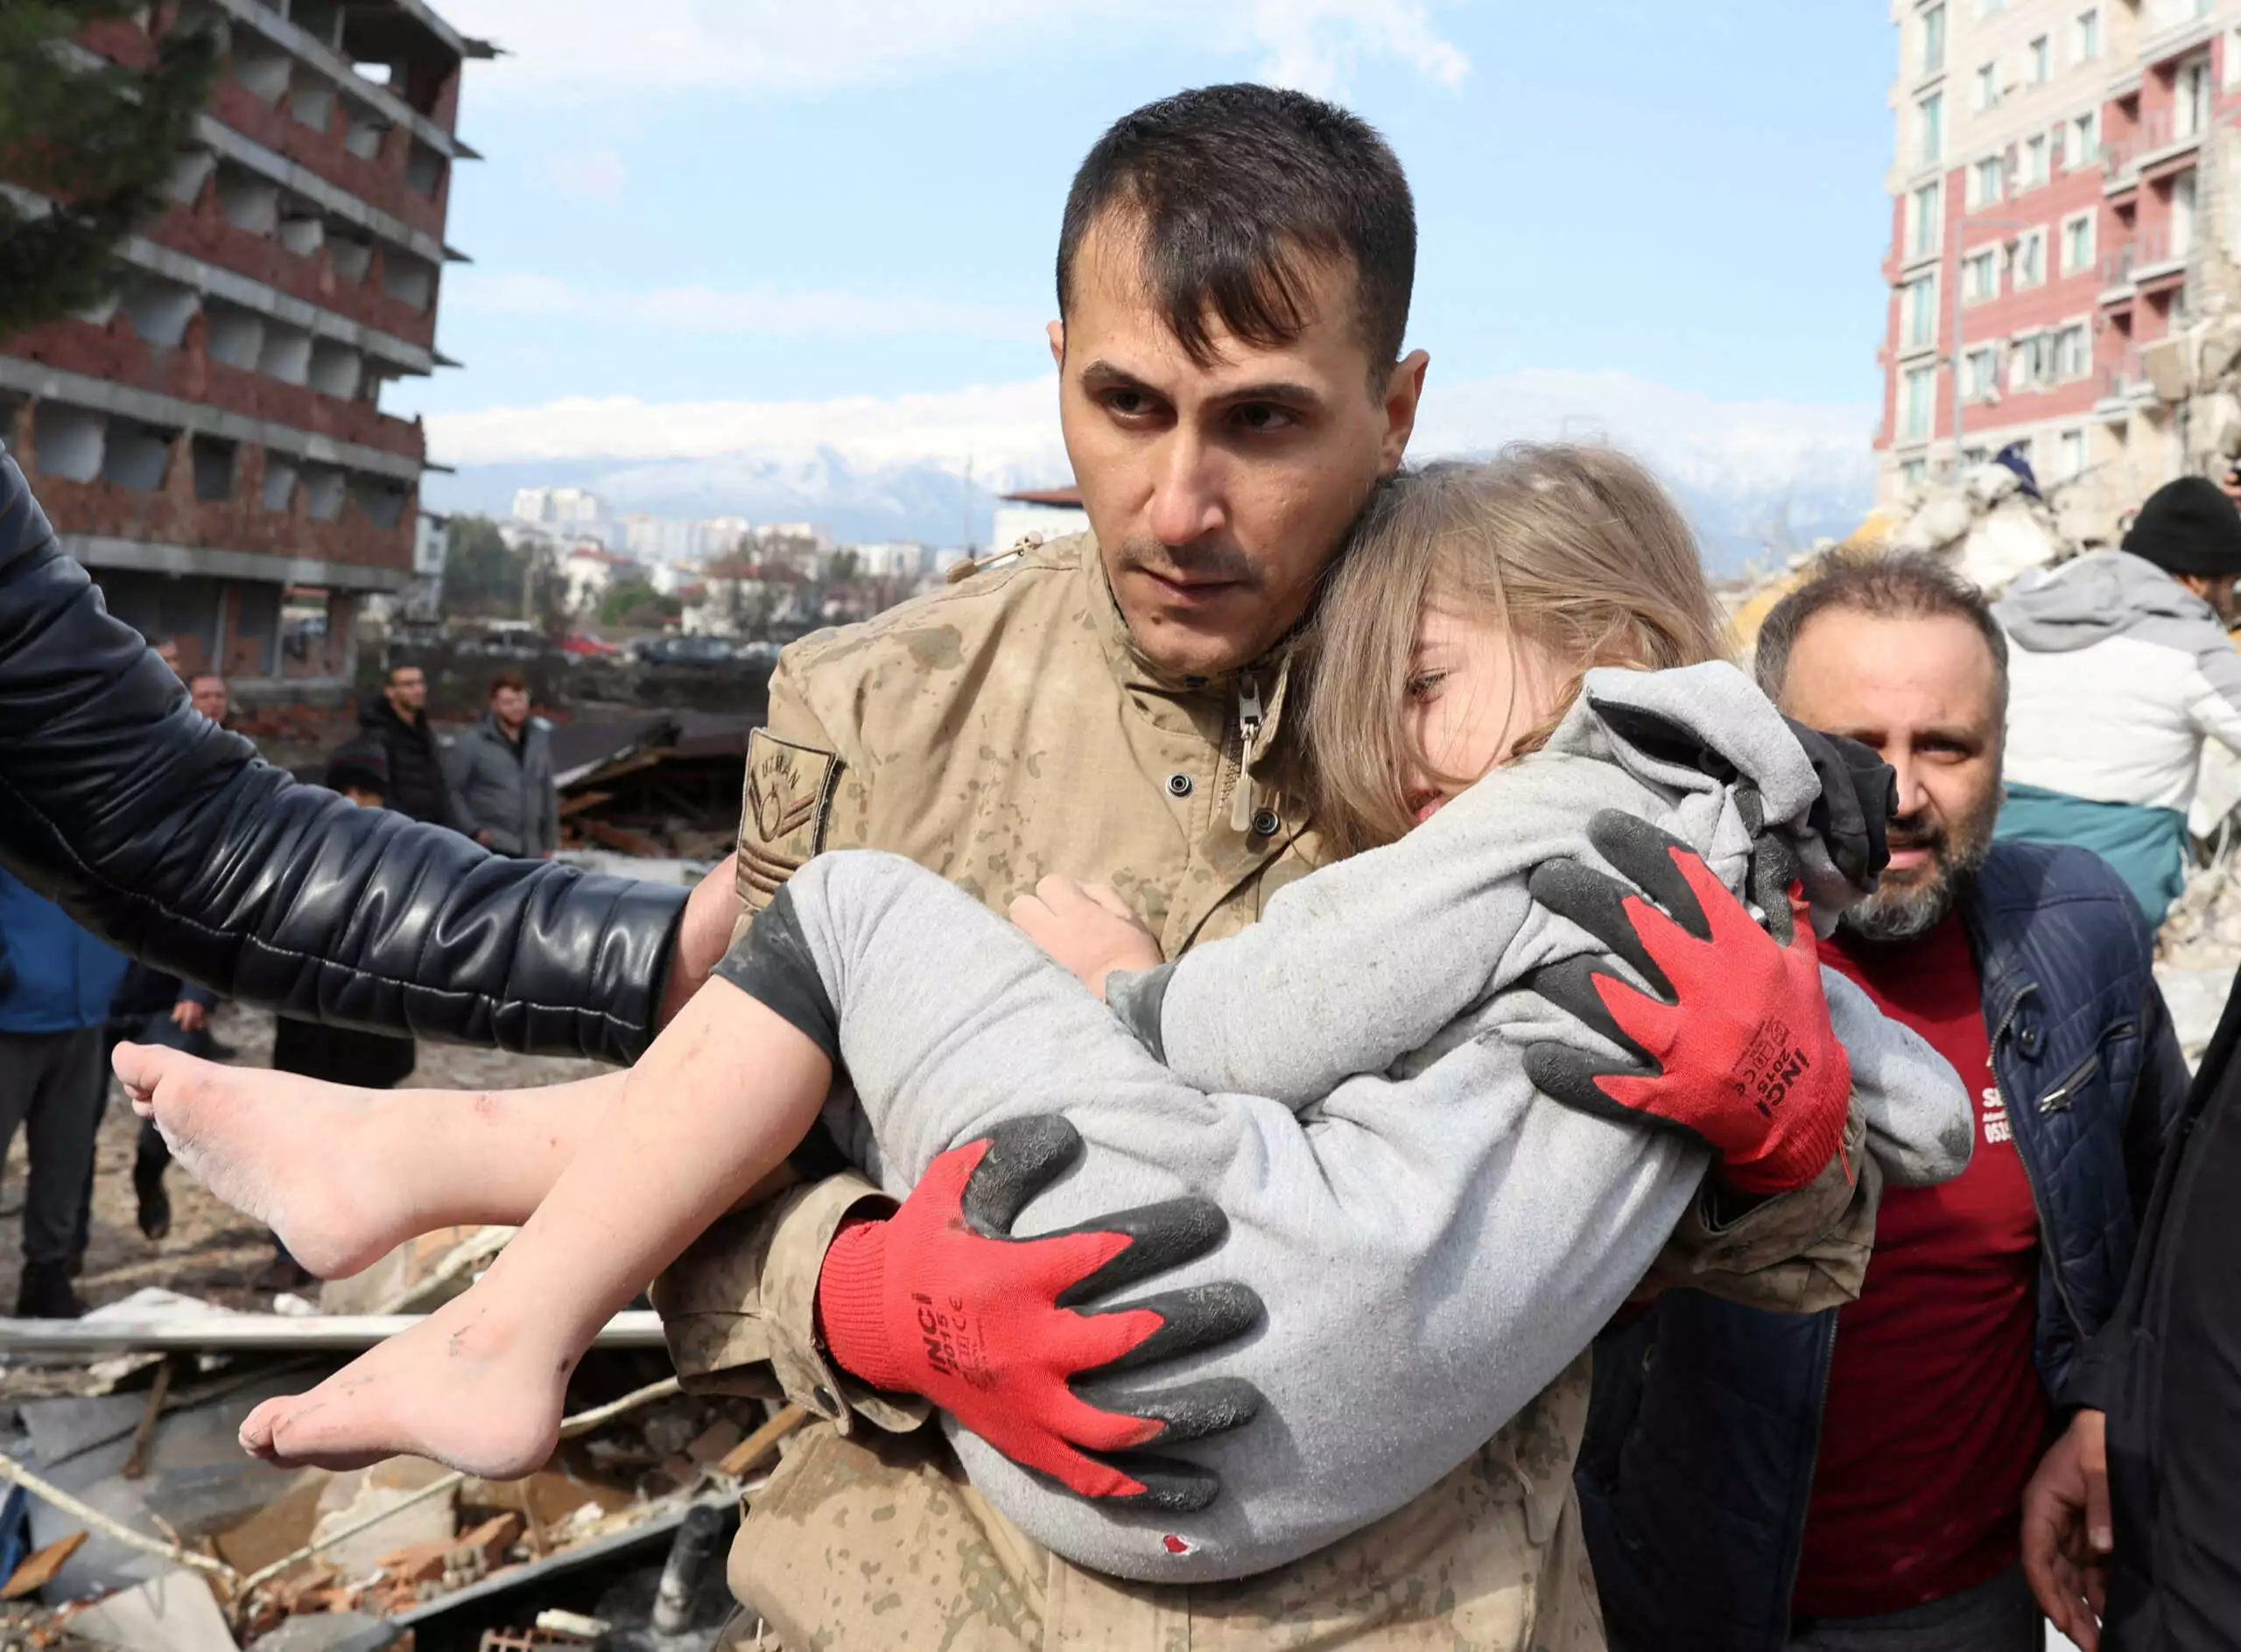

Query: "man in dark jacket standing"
<box><xmin>1579</xmin><ymin>553</ymin><xmax>2188</xmax><ymax>1652</ymax></box>
<box><xmin>361</xmin><ymin>663</ymin><xmax>461</xmax><ymax>829</ymax></box>
<box><xmin>451</xmin><ymin>671</ymin><xmax>558</xmax><ymax>857</ymax></box>
<box><xmin>0</xmin><ymin>867</ymin><xmax>128</xmax><ymax>1317</ymax></box>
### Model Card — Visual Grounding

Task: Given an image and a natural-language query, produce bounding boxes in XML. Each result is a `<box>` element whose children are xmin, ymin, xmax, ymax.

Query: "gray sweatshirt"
<box><xmin>755</xmin><ymin>660</ymin><xmax>1972</xmax><ymax>1582</ymax></box>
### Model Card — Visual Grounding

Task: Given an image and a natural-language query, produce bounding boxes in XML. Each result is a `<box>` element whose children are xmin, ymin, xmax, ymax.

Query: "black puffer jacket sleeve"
<box><xmin>0</xmin><ymin>454</ymin><xmax>686</xmax><ymax>1064</ymax></box>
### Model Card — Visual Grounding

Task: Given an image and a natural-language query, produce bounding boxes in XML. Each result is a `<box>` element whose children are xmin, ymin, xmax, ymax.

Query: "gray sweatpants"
<box><xmin>0</xmin><ymin>1027</ymin><xmax>107</xmax><ymax>1269</ymax></box>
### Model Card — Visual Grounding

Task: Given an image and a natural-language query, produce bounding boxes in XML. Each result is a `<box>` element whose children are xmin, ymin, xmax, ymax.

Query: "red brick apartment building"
<box><xmin>0</xmin><ymin>1</ymin><xmax>484</xmax><ymax>693</ymax></box>
<box><xmin>1878</xmin><ymin>0</ymin><xmax>2241</xmax><ymax>533</ymax></box>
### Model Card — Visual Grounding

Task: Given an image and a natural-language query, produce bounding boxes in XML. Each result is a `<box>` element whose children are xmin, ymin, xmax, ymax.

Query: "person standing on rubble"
<box><xmin>450</xmin><ymin>671</ymin><xmax>558</xmax><ymax>858</ymax></box>
<box><xmin>0</xmin><ymin>868</ymin><xmax>127</xmax><ymax>1318</ymax></box>
<box><xmin>361</xmin><ymin>662</ymin><xmax>466</xmax><ymax>832</ymax></box>
<box><xmin>1579</xmin><ymin>553</ymin><xmax>2186</xmax><ymax>1652</ymax></box>
<box><xmin>4</xmin><ymin>85</ymin><xmax>1871</xmax><ymax>1648</ymax></box>
<box><xmin>1994</xmin><ymin>475</ymin><xmax>2241</xmax><ymax>926</ymax></box>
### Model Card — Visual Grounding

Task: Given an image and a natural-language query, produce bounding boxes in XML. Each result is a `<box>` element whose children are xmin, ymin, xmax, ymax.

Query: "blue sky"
<box><xmin>404</xmin><ymin>1</ymin><xmax>1901</xmax><ymax>509</ymax></box>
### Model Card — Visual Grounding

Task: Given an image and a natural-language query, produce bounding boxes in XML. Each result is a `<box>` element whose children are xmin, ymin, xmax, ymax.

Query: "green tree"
<box><xmin>0</xmin><ymin>4</ymin><xmax>218</xmax><ymax>341</ymax></box>
<box><xmin>600</xmin><ymin>580</ymin><xmax>680</xmax><ymax>629</ymax></box>
<box><xmin>440</xmin><ymin>514</ymin><xmax>529</xmax><ymax>614</ymax></box>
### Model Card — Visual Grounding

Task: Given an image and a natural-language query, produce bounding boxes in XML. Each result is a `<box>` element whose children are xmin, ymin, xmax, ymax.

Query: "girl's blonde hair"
<box><xmin>1299</xmin><ymin>444</ymin><xmax>1729</xmax><ymax>857</ymax></box>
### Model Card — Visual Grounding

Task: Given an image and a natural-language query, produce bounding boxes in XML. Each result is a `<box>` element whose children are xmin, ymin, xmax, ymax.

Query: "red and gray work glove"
<box><xmin>1521</xmin><ymin>810</ymin><xmax>1852</xmax><ymax>1197</ymax></box>
<box><xmin>814</xmin><ymin>1115</ymin><xmax>1262</xmax><ymax>1512</ymax></box>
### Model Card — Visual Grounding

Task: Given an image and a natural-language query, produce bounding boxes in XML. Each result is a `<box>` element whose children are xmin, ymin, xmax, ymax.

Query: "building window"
<box><xmin>1923</xmin><ymin>4</ymin><xmax>1948</xmax><ymax>74</ymax></box>
<box><xmin>1904</xmin><ymin>366</ymin><xmax>1938</xmax><ymax>440</ymax></box>
<box><xmin>2076</xmin><ymin>7</ymin><xmax>2100</xmax><ymax>61</ymax></box>
<box><xmin>2011</xmin><ymin>332</ymin><xmax>2051</xmax><ymax>390</ymax></box>
<box><xmin>1977</xmin><ymin>0</ymin><xmax>2006</xmax><ymax>17</ymax></box>
<box><xmin>2029</xmin><ymin>36</ymin><xmax>2051</xmax><ymax>83</ymax></box>
<box><xmin>2174</xmin><ymin>168</ymin><xmax>2199</xmax><ymax>258</ymax></box>
<box><xmin>1975</xmin><ymin>61</ymin><xmax>2000</xmax><ymax>111</ymax></box>
<box><xmin>2020</xmin><ymin>132</ymin><xmax>2050</xmax><ymax>188</ymax></box>
<box><xmin>1966</xmin><ymin>346</ymin><xmax>2001</xmax><ymax>400</ymax></box>
<box><xmin>1901</xmin><ymin>457</ymin><xmax>1930</xmax><ymax>488</ymax></box>
<box><xmin>1964</xmin><ymin>247</ymin><xmax>2002</xmax><ymax>302</ymax></box>
<box><xmin>1971</xmin><ymin>155</ymin><xmax>2006</xmax><ymax>206</ymax></box>
<box><xmin>1921</xmin><ymin>92</ymin><xmax>1945</xmax><ymax>165</ymax></box>
<box><xmin>2059</xmin><ymin>428</ymin><xmax>2087</xmax><ymax>477</ymax></box>
<box><xmin>2055</xmin><ymin>322</ymin><xmax>2091</xmax><ymax>377</ymax></box>
<box><xmin>2063</xmin><ymin>212</ymin><xmax>2097</xmax><ymax>272</ymax></box>
<box><xmin>1902</xmin><ymin>275</ymin><xmax>1940</xmax><ymax>349</ymax></box>
<box><xmin>2070</xmin><ymin>109</ymin><xmax>2101</xmax><ymax>165</ymax></box>
<box><xmin>1911</xmin><ymin>181</ymin><xmax>1943</xmax><ymax>257</ymax></box>
<box><xmin>2015</xmin><ymin>228</ymin><xmax>2049</xmax><ymax>288</ymax></box>
<box><xmin>2180</xmin><ymin>58</ymin><xmax>2212</xmax><ymax>140</ymax></box>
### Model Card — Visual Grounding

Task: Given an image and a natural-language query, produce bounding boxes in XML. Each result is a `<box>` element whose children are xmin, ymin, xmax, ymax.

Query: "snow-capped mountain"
<box><xmin>420</xmin><ymin>369</ymin><xmax>1878</xmax><ymax>573</ymax></box>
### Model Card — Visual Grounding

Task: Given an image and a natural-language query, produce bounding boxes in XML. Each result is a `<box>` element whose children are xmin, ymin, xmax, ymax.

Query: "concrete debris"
<box><xmin>64</xmin><ymin>1568</ymin><xmax>236</xmax><ymax>1652</ymax></box>
<box><xmin>1862</xmin><ymin>460</ymin><xmax>2082</xmax><ymax>597</ymax></box>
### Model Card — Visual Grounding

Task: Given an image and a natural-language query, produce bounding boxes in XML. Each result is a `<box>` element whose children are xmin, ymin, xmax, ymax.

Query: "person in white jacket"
<box><xmin>1994</xmin><ymin>475</ymin><xmax>2241</xmax><ymax>924</ymax></box>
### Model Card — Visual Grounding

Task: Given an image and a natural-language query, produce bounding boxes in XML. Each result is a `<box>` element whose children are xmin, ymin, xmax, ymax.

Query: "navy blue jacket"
<box><xmin>1577</xmin><ymin>840</ymin><xmax>2189</xmax><ymax>1650</ymax></box>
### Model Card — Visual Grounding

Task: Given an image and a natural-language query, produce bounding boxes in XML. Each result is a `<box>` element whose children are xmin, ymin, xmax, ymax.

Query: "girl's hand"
<box><xmin>1010</xmin><ymin>875</ymin><xmax>1163</xmax><ymax>1000</ymax></box>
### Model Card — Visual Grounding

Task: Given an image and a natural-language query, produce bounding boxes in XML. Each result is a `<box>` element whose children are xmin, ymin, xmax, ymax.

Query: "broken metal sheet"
<box><xmin>0</xmin><ymin>1310</ymin><xmax>664</xmax><ymax>1353</ymax></box>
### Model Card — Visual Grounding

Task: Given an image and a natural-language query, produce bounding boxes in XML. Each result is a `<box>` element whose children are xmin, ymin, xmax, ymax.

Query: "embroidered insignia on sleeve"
<box><xmin>737</xmin><ymin>728</ymin><xmax>840</xmax><ymax>901</ymax></box>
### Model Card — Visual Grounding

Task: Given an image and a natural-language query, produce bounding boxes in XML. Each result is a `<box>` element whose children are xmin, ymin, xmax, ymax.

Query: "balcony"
<box><xmin>2096</xmin><ymin>346</ymin><xmax>2153</xmax><ymax>414</ymax></box>
<box><xmin>2104</xmin><ymin>107</ymin><xmax>2207</xmax><ymax>186</ymax></box>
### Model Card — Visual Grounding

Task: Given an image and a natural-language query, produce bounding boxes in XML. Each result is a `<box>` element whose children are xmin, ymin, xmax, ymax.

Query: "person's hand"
<box><xmin>170</xmin><ymin>999</ymin><xmax>207</xmax><ymax>1034</ymax></box>
<box><xmin>2024</xmin><ymin>1409</ymin><xmax>2111</xmax><ymax>1650</ymax></box>
<box><xmin>1010</xmin><ymin>875</ymin><xmax>1163</xmax><ymax>999</ymax></box>
<box><xmin>1520</xmin><ymin>811</ymin><xmax>1851</xmax><ymax>1197</ymax></box>
<box><xmin>815</xmin><ymin>1114</ymin><xmax>1261</xmax><ymax>1511</ymax></box>
<box><xmin>474</xmin><ymin>830</ymin><xmax>495</xmax><ymax>847</ymax></box>
<box><xmin>657</xmin><ymin>852</ymin><xmax>747</xmax><ymax>1029</ymax></box>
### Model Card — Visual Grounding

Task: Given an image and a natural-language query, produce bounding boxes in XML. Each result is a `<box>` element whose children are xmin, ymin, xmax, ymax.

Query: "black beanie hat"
<box><xmin>2123</xmin><ymin>476</ymin><xmax>2241</xmax><ymax>576</ymax></box>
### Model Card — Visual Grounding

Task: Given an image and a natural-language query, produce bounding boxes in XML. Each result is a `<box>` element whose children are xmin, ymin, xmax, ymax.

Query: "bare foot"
<box><xmin>238</xmin><ymin>1284</ymin><xmax>570</xmax><ymax>1477</ymax></box>
<box><xmin>113</xmin><ymin>1043</ymin><xmax>419</xmax><ymax>1279</ymax></box>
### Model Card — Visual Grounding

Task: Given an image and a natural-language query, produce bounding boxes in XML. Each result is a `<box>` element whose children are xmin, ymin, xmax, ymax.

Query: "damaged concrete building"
<box><xmin>0</xmin><ymin>0</ymin><xmax>487</xmax><ymax>696</ymax></box>
<box><xmin>1877</xmin><ymin>0</ymin><xmax>2241</xmax><ymax>538</ymax></box>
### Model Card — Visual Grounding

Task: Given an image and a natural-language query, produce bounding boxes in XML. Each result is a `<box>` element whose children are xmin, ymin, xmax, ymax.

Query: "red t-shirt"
<box><xmin>1789</xmin><ymin>913</ymin><xmax>2050</xmax><ymax>1619</ymax></box>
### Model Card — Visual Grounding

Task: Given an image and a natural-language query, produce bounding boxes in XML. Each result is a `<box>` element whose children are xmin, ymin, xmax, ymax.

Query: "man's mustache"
<box><xmin>1117</xmin><ymin>536</ymin><xmax>1259</xmax><ymax>585</ymax></box>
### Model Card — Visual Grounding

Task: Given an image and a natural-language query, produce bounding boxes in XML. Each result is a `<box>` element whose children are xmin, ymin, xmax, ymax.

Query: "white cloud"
<box><xmin>539</xmin><ymin>146</ymin><xmax>627</xmax><ymax>204</ymax></box>
<box><xmin>439</xmin><ymin>0</ymin><xmax>1468</xmax><ymax>100</ymax></box>
<box><xmin>446</xmin><ymin>270</ymin><xmax>1044</xmax><ymax>340</ymax></box>
<box><xmin>425</xmin><ymin>368</ymin><xmax>1873</xmax><ymax>501</ymax></box>
<box><xmin>425</xmin><ymin>377</ymin><xmax>1068</xmax><ymax>477</ymax></box>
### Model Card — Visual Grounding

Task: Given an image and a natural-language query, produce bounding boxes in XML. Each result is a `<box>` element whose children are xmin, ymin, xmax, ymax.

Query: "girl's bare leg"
<box><xmin>228</xmin><ymin>980</ymin><xmax>831</xmax><ymax>1477</ymax></box>
<box><xmin>113</xmin><ymin>1046</ymin><xmax>626</xmax><ymax>1278</ymax></box>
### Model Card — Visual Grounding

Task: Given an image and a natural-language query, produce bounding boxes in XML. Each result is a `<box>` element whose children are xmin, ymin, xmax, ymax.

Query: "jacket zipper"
<box><xmin>1992</xmin><ymin>984</ymin><xmax>2089</xmax><ymax>1344</ymax></box>
<box><xmin>1225</xmin><ymin>674</ymin><xmax>1265</xmax><ymax>833</ymax></box>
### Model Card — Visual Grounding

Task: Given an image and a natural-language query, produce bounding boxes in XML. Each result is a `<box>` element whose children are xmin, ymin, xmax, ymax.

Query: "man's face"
<box><xmin>154</xmin><ymin>640</ymin><xmax>181</xmax><ymax>678</ymax></box>
<box><xmin>189</xmin><ymin>674</ymin><xmax>228</xmax><ymax>723</ymax></box>
<box><xmin>1050</xmin><ymin>216</ymin><xmax>1428</xmax><ymax>678</ymax></box>
<box><xmin>1776</xmin><ymin>608</ymin><xmax>2005</xmax><ymax>942</ymax></box>
<box><xmin>387</xmin><ymin>668</ymin><xmax>427</xmax><ymax>714</ymax></box>
<box><xmin>491</xmin><ymin>685</ymin><xmax>529</xmax><ymax>729</ymax></box>
<box><xmin>2178</xmin><ymin>571</ymin><xmax>2240</xmax><ymax>622</ymax></box>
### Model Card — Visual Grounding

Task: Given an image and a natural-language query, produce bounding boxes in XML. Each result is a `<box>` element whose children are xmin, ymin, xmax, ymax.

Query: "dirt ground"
<box><xmin>0</xmin><ymin>1001</ymin><xmax>610</xmax><ymax>1318</ymax></box>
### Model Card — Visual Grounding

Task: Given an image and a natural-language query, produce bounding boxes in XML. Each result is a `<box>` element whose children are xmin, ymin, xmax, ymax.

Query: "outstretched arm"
<box><xmin>0</xmin><ymin>454</ymin><xmax>692</xmax><ymax>1063</ymax></box>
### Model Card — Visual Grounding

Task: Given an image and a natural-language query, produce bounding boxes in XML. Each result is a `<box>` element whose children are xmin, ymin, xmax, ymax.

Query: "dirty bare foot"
<box><xmin>112</xmin><ymin>1043</ymin><xmax>420</xmax><ymax>1279</ymax></box>
<box><xmin>236</xmin><ymin>1284</ymin><xmax>570</xmax><ymax>1477</ymax></box>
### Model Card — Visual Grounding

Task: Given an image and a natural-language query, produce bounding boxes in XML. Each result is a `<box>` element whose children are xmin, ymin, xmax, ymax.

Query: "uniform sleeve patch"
<box><xmin>739</xmin><ymin>728</ymin><xmax>840</xmax><ymax>901</ymax></box>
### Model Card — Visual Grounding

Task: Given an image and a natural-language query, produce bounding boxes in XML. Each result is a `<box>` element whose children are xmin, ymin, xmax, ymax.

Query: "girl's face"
<box><xmin>1399</xmin><ymin>598</ymin><xmax>1563</xmax><ymax>826</ymax></box>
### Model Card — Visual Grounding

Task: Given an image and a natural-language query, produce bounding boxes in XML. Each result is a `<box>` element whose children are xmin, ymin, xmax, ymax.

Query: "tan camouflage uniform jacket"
<box><xmin>654</xmin><ymin>531</ymin><xmax>1876</xmax><ymax>1649</ymax></box>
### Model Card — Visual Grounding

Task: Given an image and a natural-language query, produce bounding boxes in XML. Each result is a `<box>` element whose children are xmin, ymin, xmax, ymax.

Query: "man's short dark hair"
<box><xmin>1057</xmin><ymin>84</ymin><xmax>1416</xmax><ymax>383</ymax></box>
<box><xmin>1755</xmin><ymin>552</ymin><xmax>2009</xmax><ymax>711</ymax></box>
<box><xmin>186</xmin><ymin>671</ymin><xmax>224</xmax><ymax>691</ymax></box>
<box><xmin>489</xmin><ymin>671</ymin><xmax>527</xmax><ymax>698</ymax></box>
<box><xmin>386</xmin><ymin>662</ymin><xmax>421</xmax><ymax>684</ymax></box>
